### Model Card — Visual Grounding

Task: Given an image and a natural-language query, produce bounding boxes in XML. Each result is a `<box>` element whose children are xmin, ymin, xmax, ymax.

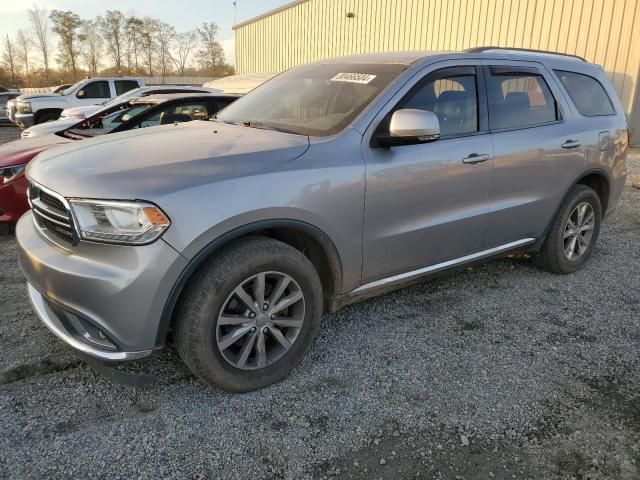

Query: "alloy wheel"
<box><xmin>563</xmin><ymin>202</ymin><xmax>595</xmax><ymax>261</ymax></box>
<box><xmin>216</xmin><ymin>271</ymin><xmax>305</xmax><ymax>370</ymax></box>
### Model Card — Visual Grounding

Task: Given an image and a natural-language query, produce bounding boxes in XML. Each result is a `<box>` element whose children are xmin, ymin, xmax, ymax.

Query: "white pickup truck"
<box><xmin>13</xmin><ymin>77</ymin><xmax>144</xmax><ymax>128</ymax></box>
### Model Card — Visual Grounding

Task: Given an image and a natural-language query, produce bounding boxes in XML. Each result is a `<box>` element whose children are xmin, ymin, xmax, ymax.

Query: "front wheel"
<box><xmin>534</xmin><ymin>185</ymin><xmax>602</xmax><ymax>274</ymax></box>
<box><xmin>174</xmin><ymin>236</ymin><xmax>323</xmax><ymax>392</ymax></box>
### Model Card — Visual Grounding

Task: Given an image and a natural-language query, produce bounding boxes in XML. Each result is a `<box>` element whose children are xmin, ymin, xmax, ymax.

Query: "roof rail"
<box><xmin>466</xmin><ymin>46</ymin><xmax>586</xmax><ymax>62</ymax></box>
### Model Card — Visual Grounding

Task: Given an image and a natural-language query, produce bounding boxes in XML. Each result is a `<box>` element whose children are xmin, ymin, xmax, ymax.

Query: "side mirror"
<box><xmin>376</xmin><ymin>109</ymin><xmax>440</xmax><ymax>147</ymax></box>
<box><xmin>77</xmin><ymin>89</ymin><xmax>85</xmax><ymax>98</ymax></box>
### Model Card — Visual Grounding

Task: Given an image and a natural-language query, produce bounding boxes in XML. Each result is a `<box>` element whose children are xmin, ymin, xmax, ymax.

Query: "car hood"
<box><xmin>18</xmin><ymin>92</ymin><xmax>64</xmax><ymax>101</ymax></box>
<box><xmin>27</xmin><ymin>120</ymin><xmax>310</xmax><ymax>199</ymax></box>
<box><xmin>62</xmin><ymin>105</ymin><xmax>102</xmax><ymax>116</ymax></box>
<box><xmin>0</xmin><ymin>134</ymin><xmax>73</xmax><ymax>168</ymax></box>
<box><xmin>23</xmin><ymin>119</ymin><xmax>78</xmax><ymax>137</ymax></box>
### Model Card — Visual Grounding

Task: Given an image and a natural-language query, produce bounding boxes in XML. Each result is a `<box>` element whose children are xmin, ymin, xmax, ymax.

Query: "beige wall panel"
<box><xmin>234</xmin><ymin>0</ymin><xmax>640</xmax><ymax>140</ymax></box>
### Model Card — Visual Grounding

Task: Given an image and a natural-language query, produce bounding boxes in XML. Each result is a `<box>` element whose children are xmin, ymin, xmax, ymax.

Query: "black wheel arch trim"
<box><xmin>533</xmin><ymin>167</ymin><xmax>610</xmax><ymax>251</ymax></box>
<box><xmin>155</xmin><ymin>219</ymin><xmax>343</xmax><ymax>347</ymax></box>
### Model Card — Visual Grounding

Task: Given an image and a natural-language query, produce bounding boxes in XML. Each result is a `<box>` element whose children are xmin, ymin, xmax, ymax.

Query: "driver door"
<box><xmin>76</xmin><ymin>80</ymin><xmax>112</xmax><ymax>106</ymax></box>
<box><xmin>361</xmin><ymin>64</ymin><xmax>494</xmax><ymax>283</ymax></box>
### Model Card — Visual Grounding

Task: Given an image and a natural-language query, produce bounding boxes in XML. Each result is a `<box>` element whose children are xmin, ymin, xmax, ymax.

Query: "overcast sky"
<box><xmin>0</xmin><ymin>0</ymin><xmax>290</xmax><ymax>65</ymax></box>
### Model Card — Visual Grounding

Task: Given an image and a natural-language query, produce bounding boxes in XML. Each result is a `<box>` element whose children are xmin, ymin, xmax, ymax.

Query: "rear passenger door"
<box><xmin>483</xmin><ymin>61</ymin><xmax>586</xmax><ymax>247</ymax></box>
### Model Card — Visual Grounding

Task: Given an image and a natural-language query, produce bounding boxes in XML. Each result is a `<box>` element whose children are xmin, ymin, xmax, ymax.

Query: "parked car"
<box><xmin>0</xmin><ymin>92</ymin><xmax>21</xmax><ymax>123</ymax></box>
<box><xmin>16</xmin><ymin>49</ymin><xmax>628</xmax><ymax>392</ymax></box>
<box><xmin>13</xmin><ymin>77</ymin><xmax>144</xmax><ymax>128</ymax></box>
<box><xmin>203</xmin><ymin>72</ymin><xmax>277</xmax><ymax>94</ymax></box>
<box><xmin>1</xmin><ymin>93</ymin><xmax>238</xmax><ymax>224</ymax></box>
<box><xmin>22</xmin><ymin>85</ymin><xmax>224</xmax><ymax>138</ymax></box>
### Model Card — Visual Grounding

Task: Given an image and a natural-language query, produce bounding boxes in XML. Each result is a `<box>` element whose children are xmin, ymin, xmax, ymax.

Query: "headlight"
<box><xmin>17</xmin><ymin>102</ymin><xmax>32</xmax><ymax>114</ymax></box>
<box><xmin>68</xmin><ymin>199</ymin><xmax>170</xmax><ymax>245</ymax></box>
<box><xmin>0</xmin><ymin>164</ymin><xmax>26</xmax><ymax>184</ymax></box>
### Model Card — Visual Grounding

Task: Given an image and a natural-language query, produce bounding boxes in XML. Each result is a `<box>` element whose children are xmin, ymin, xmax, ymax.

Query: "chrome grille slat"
<box><xmin>28</xmin><ymin>181</ymin><xmax>77</xmax><ymax>247</ymax></box>
<box><xmin>32</xmin><ymin>206</ymin><xmax>71</xmax><ymax>228</ymax></box>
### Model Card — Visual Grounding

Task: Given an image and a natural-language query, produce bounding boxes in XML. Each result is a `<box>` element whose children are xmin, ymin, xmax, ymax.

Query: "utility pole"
<box><xmin>233</xmin><ymin>1</ymin><xmax>237</xmax><ymax>25</ymax></box>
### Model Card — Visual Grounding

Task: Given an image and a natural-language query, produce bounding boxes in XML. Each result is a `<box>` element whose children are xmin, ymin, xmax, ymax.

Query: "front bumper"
<box><xmin>14</xmin><ymin>113</ymin><xmax>34</xmax><ymax>128</ymax></box>
<box><xmin>16</xmin><ymin>212</ymin><xmax>188</xmax><ymax>360</ymax></box>
<box><xmin>0</xmin><ymin>176</ymin><xmax>29</xmax><ymax>223</ymax></box>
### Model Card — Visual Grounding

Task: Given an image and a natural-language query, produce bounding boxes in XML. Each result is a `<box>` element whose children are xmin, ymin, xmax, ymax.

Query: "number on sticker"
<box><xmin>330</xmin><ymin>73</ymin><xmax>377</xmax><ymax>84</ymax></box>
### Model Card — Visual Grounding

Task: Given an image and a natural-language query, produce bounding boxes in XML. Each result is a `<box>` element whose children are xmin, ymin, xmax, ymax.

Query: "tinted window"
<box><xmin>554</xmin><ymin>70</ymin><xmax>615</xmax><ymax>116</ymax></box>
<box><xmin>401</xmin><ymin>73</ymin><xmax>478</xmax><ymax>136</ymax></box>
<box><xmin>486</xmin><ymin>70</ymin><xmax>558</xmax><ymax>130</ymax></box>
<box><xmin>81</xmin><ymin>81</ymin><xmax>110</xmax><ymax>99</ymax></box>
<box><xmin>115</xmin><ymin>80</ymin><xmax>140</xmax><ymax>96</ymax></box>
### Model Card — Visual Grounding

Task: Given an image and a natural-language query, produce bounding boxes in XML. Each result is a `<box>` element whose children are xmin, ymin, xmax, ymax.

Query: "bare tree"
<box><xmin>50</xmin><ymin>10</ymin><xmax>83</xmax><ymax>80</ymax></box>
<box><xmin>15</xmin><ymin>30</ymin><xmax>31</xmax><ymax>86</ymax></box>
<box><xmin>172</xmin><ymin>31</ymin><xmax>197</xmax><ymax>76</ymax></box>
<box><xmin>196</xmin><ymin>22</ymin><xmax>225</xmax><ymax>78</ymax></box>
<box><xmin>125</xmin><ymin>14</ymin><xmax>144</xmax><ymax>74</ymax></box>
<box><xmin>80</xmin><ymin>20</ymin><xmax>102</xmax><ymax>76</ymax></box>
<box><xmin>156</xmin><ymin>22</ymin><xmax>176</xmax><ymax>80</ymax></box>
<box><xmin>140</xmin><ymin>17</ymin><xmax>158</xmax><ymax>76</ymax></box>
<box><xmin>98</xmin><ymin>10</ymin><xmax>126</xmax><ymax>74</ymax></box>
<box><xmin>28</xmin><ymin>5</ymin><xmax>51</xmax><ymax>83</ymax></box>
<box><xmin>2</xmin><ymin>35</ymin><xmax>18</xmax><ymax>87</ymax></box>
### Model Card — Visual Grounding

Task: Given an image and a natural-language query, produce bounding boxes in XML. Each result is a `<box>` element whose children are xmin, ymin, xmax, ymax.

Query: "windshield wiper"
<box><xmin>244</xmin><ymin>121</ymin><xmax>298</xmax><ymax>134</ymax></box>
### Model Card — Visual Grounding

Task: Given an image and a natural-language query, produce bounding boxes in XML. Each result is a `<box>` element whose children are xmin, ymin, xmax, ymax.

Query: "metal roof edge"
<box><xmin>233</xmin><ymin>0</ymin><xmax>310</xmax><ymax>30</ymax></box>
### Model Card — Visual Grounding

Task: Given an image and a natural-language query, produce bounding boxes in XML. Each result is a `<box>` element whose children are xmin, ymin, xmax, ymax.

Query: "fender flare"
<box><xmin>154</xmin><ymin>219</ymin><xmax>343</xmax><ymax>347</ymax></box>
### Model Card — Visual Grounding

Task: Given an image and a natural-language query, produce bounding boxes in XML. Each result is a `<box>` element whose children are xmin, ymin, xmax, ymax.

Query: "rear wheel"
<box><xmin>174</xmin><ymin>236</ymin><xmax>323</xmax><ymax>392</ymax></box>
<box><xmin>534</xmin><ymin>185</ymin><xmax>602</xmax><ymax>274</ymax></box>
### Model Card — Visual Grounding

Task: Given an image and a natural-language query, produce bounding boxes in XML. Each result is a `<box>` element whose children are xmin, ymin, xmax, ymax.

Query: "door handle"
<box><xmin>462</xmin><ymin>153</ymin><xmax>490</xmax><ymax>164</ymax></box>
<box><xmin>561</xmin><ymin>139</ymin><xmax>581</xmax><ymax>149</ymax></box>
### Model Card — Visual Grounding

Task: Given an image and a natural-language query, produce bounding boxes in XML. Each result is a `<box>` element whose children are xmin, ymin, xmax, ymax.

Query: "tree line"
<box><xmin>0</xmin><ymin>6</ymin><xmax>234</xmax><ymax>88</ymax></box>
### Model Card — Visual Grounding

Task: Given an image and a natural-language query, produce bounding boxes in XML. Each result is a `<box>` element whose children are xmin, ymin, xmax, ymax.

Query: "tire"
<box><xmin>534</xmin><ymin>185</ymin><xmax>602</xmax><ymax>274</ymax></box>
<box><xmin>174</xmin><ymin>236</ymin><xmax>323</xmax><ymax>392</ymax></box>
<box><xmin>35</xmin><ymin>112</ymin><xmax>60</xmax><ymax>124</ymax></box>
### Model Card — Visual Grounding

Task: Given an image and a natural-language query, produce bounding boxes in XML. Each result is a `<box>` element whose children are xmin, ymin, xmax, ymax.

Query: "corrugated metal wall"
<box><xmin>234</xmin><ymin>0</ymin><xmax>640</xmax><ymax>142</ymax></box>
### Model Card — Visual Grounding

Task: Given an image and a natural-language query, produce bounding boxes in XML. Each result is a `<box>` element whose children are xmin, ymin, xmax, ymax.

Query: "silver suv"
<box><xmin>17</xmin><ymin>49</ymin><xmax>628</xmax><ymax>391</ymax></box>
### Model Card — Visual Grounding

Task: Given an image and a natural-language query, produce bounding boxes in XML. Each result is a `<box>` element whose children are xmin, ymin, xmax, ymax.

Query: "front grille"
<box><xmin>39</xmin><ymin>190</ymin><xmax>66</xmax><ymax>212</ymax></box>
<box><xmin>28</xmin><ymin>182</ymin><xmax>77</xmax><ymax>246</ymax></box>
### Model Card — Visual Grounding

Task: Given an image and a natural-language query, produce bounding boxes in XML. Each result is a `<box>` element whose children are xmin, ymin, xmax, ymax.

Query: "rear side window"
<box><xmin>115</xmin><ymin>80</ymin><xmax>140</xmax><ymax>96</ymax></box>
<box><xmin>486</xmin><ymin>69</ymin><xmax>559</xmax><ymax>130</ymax></box>
<box><xmin>554</xmin><ymin>70</ymin><xmax>615</xmax><ymax>116</ymax></box>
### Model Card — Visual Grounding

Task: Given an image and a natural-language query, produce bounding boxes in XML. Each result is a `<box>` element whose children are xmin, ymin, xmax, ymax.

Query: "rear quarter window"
<box><xmin>554</xmin><ymin>70</ymin><xmax>615</xmax><ymax>117</ymax></box>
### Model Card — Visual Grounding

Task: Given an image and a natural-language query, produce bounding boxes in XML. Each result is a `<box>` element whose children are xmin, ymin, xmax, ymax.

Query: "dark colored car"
<box><xmin>0</xmin><ymin>93</ymin><xmax>239</xmax><ymax>224</ymax></box>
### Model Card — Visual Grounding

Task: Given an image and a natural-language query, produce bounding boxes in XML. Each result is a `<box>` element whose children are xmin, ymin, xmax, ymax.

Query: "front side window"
<box><xmin>137</xmin><ymin>102</ymin><xmax>210</xmax><ymax>128</ymax></box>
<box><xmin>486</xmin><ymin>69</ymin><xmax>558</xmax><ymax>130</ymax></box>
<box><xmin>217</xmin><ymin>63</ymin><xmax>406</xmax><ymax>136</ymax></box>
<box><xmin>80</xmin><ymin>81</ymin><xmax>110</xmax><ymax>99</ymax></box>
<box><xmin>554</xmin><ymin>70</ymin><xmax>615</xmax><ymax>117</ymax></box>
<box><xmin>400</xmin><ymin>71</ymin><xmax>479</xmax><ymax>136</ymax></box>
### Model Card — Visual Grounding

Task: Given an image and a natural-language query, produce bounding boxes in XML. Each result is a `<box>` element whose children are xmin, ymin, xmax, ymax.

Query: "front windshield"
<box><xmin>217</xmin><ymin>62</ymin><xmax>406</xmax><ymax>136</ymax></box>
<box><xmin>65</xmin><ymin>103</ymin><xmax>154</xmax><ymax>138</ymax></box>
<box><xmin>102</xmin><ymin>87</ymin><xmax>144</xmax><ymax>107</ymax></box>
<box><xmin>61</xmin><ymin>80</ymin><xmax>84</xmax><ymax>96</ymax></box>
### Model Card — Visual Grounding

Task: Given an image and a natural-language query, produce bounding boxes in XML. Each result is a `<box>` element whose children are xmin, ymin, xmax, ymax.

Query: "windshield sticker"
<box><xmin>330</xmin><ymin>73</ymin><xmax>377</xmax><ymax>84</ymax></box>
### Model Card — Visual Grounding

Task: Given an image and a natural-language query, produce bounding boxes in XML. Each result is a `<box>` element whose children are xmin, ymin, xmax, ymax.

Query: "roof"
<box><xmin>132</xmin><ymin>92</ymin><xmax>239</xmax><ymax>105</ymax></box>
<box><xmin>203</xmin><ymin>73</ymin><xmax>278</xmax><ymax>94</ymax></box>
<box><xmin>233</xmin><ymin>0</ymin><xmax>309</xmax><ymax>29</ymax></box>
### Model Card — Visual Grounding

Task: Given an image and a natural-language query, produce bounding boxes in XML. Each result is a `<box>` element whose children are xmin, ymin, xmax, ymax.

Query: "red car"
<box><xmin>0</xmin><ymin>92</ymin><xmax>238</xmax><ymax>225</ymax></box>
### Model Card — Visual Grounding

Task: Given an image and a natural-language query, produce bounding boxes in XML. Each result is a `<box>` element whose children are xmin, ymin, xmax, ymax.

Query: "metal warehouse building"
<box><xmin>234</xmin><ymin>0</ymin><xmax>640</xmax><ymax>143</ymax></box>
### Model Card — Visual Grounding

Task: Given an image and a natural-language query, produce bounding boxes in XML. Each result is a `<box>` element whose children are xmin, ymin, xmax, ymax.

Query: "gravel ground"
<box><xmin>0</xmin><ymin>126</ymin><xmax>639</xmax><ymax>479</ymax></box>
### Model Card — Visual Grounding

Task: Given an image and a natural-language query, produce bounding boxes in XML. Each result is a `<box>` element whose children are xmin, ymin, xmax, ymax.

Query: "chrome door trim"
<box><xmin>352</xmin><ymin>238</ymin><xmax>535</xmax><ymax>294</ymax></box>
